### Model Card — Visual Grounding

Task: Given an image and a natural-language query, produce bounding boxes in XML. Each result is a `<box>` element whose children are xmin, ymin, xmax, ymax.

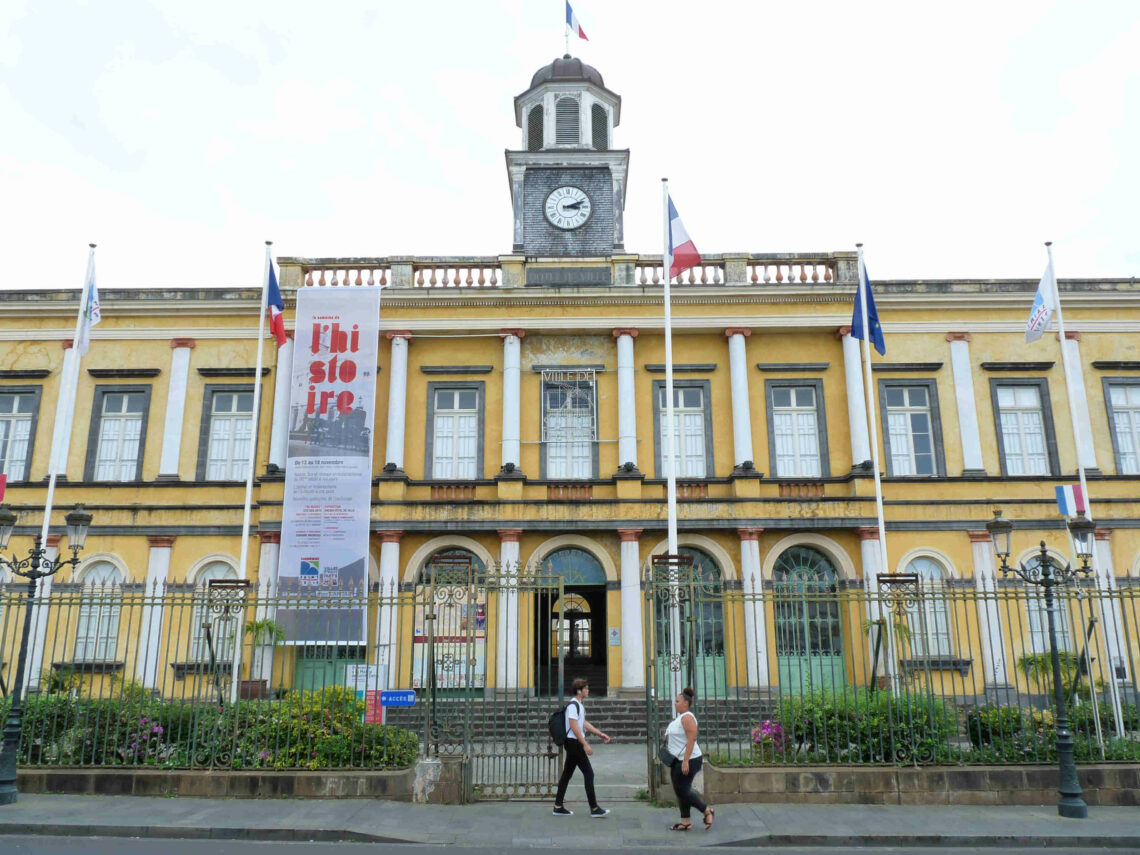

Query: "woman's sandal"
<box><xmin>669</xmin><ymin>823</ymin><xmax>692</xmax><ymax>831</ymax></box>
<box><xmin>703</xmin><ymin>808</ymin><xmax>715</xmax><ymax>830</ymax></box>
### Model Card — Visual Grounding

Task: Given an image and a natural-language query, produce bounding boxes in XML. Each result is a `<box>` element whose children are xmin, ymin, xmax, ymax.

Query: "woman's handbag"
<box><xmin>657</xmin><ymin>742</ymin><xmax>676</xmax><ymax>767</ymax></box>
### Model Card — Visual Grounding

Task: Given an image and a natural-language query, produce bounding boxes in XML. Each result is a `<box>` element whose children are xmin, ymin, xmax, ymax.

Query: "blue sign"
<box><xmin>380</xmin><ymin>690</ymin><xmax>416</xmax><ymax>707</ymax></box>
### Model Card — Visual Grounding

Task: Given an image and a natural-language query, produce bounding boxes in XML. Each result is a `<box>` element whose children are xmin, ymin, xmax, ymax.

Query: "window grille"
<box><xmin>527</xmin><ymin>105</ymin><xmax>544</xmax><ymax>152</ymax></box>
<box><xmin>591</xmin><ymin>103</ymin><xmax>608</xmax><ymax>151</ymax></box>
<box><xmin>555</xmin><ymin>97</ymin><xmax>579</xmax><ymax>145</ymax></box>
<box><xmin>542</xmin><ymin>369</ymin><xmax>595</xmax><ymax>479</ymax></box>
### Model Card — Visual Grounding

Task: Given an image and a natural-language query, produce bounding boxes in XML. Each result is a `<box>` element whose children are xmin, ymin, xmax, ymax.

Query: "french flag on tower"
<box><xmin>1055</xmin><ymin>484</ymin><xmax>1086</xmax><ymax>517</ymax></box>
<box><xmin>667</xmin><ymin>196</ymin><xmax>701</xmax><ymax>280</ymax></box>
<box><xmin>267</xmin><ymin>263</ymin><xmax>287</xmax><ymax>348</ymax></box>
<box><xmin>566</xmin><ymin>1</ymin><xmax>588</xmax><ymax>40</ymax></box>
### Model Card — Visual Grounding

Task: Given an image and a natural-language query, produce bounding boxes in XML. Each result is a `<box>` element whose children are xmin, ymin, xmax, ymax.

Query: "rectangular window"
<box><xmin>993</xmin><ymin>382</ymin><xmax>1054</xmax><ymax>476</ymax></box>
<box><xmin>1105</xmin><ymin>381</ymin><xmax>1140</xmax><ymax>475</ymax></box>
<box><xmin>542</xmin><ymin>370</ymin><xmax>596</xmax><ymax>479</ymax></box>
<box><xmin>880</xmin><ymin>381</ymin><xmax>943</xmax><ymax>476</ymax></box>
<box><xmin>205</xmin><ymin>390</ymin><xmax>254</xmax><ymax>481</ymax></box>
<box><xmin>431</xmin><ymin>387</ymin><xmax>479</xmax><ymax>479</ymax></box>
<box><xmin>767</xmin><ymin>381</ymin><xmax>827</xmax><ymax>477</ymax></box>
<box><xmin>89</xmin><ymin>389</ymin><xmax>149</xmax><ymax>481</ymax></box>
<box><xmin>0</xmin><ymin>389</ymin><xmax>38</xmax><ymax>481</ymax></box>
<box><xmin>654</xmin><ymin>382</ymin><xmax>712</xmax><ymax>478</ymax></box>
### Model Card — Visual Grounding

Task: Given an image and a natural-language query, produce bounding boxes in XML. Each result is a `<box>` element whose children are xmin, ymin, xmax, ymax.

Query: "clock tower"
<box><xmin>506</xmin><ymin>56</ymin><xmax>628</xmax><ymax>263</ymax></box>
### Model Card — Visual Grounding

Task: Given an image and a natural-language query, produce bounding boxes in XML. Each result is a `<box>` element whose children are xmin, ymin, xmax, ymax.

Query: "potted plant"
<box><xmin>242</xmin><ymin>618</ymin><xmax>286</xmax><ymax>699</ymax></box>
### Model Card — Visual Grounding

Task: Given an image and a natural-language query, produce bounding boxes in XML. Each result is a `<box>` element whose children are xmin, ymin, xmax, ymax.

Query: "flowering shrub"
<box><xmin>750</xmin><ymin>719</ymin><xmax>786</xmax><ymax>762</ymax></box>
<box><xmin>1</xmin><ymin>685</ymin><xmax>419</xmax><ymax>770</ymax></box>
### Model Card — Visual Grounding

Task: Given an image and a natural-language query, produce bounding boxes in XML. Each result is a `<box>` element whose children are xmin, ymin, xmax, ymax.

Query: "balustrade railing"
<box><xmin>412</xmin><ymin>262</ymin><xmax>499</xmax><ymax>288</ymax></box>
<box><xmin>748</xmin><ymin>257</ymin><xmax>837</xmax><ymax>284</ymax></box>
<box><xmin>303</xmin><ymin>265</ymin><xmax>389</xmax><ymax>287</ymax></box>
<box><xmin>634</xmin><ymin>260</ymin><xmax>725</xmax><ymax>286</ymax></box>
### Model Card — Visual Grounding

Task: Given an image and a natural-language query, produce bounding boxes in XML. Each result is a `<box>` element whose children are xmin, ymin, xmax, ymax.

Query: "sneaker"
<box><xmin>590</xmin><ymin>807</ymin><xmax>610</xmax><ymax>818</ymax></box>
<box><xmin>552</xmin><ymin>805</ymin><xmax>573</xmax><ymax>816</ymax></box>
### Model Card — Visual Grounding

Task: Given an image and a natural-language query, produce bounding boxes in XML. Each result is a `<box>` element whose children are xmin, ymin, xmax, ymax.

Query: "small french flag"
<box><xmin>566</xmin><ymin>1</ymin><xmax>588</xmax><ymax>40</ymax></box>
<box><xmin>667</xmin><ymin>196</ymin><xmax>702</xmax><ymax>280</ymax></box>
<box><xmin>267</xmin><ymin>263</ymin><xmax>287</xmax><ymax>348</ymax></box>
<box><xmin>1055</xmin><ymin>484</ymin><xmax>1086</xmax><ymax>517</ymax></box>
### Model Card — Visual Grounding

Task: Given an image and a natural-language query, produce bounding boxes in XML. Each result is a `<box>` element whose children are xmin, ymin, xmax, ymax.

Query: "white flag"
<box><xmin>74</xmin><ymin>253</ymin><xmax>101</xmax><ymax>355</ymax></box>
<box><xmin>1025</xmin><ymin>260</ymin><xmax>1055</xmax><ymax>343</ymax></box>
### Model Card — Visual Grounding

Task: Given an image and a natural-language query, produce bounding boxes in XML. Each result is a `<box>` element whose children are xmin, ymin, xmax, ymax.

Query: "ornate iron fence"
<box><xmin>644</xmin><ymin>565</ymin><xmax>1140</xmax><ymax>793</ymax></box>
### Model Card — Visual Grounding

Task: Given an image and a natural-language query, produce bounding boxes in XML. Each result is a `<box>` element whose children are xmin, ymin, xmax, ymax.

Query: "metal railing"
<box><xmin>643</xmin><ymin>569</ymin><xmax>1140</xmax><ymax>769</ymax></box>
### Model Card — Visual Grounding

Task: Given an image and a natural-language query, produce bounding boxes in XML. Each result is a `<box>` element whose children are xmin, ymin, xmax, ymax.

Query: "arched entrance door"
<box><xmin>411</xmin><ymin>549</ymin><xmax>488</xmax><ymax>696</ymax></box>
<box><xmin>773</xmin><ymin>546</ymin><xmax>846</xmax><ymax>694</ymax></box>
<box><xmin>650</xmin><ymin>547</ymin><xmax>727</xmax><ymax>697</ymax></box>
<box><xmin>537</xmin><ymin>547</ymin><xmax>608</xmax><ymax>696</ymax></box>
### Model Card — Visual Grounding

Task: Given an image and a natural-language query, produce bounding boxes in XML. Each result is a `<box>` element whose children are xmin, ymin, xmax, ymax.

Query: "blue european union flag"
<box><xmin>852</xmin><ymin>262</ymin><xmax>886</xmax><ymax>356</ymax></box>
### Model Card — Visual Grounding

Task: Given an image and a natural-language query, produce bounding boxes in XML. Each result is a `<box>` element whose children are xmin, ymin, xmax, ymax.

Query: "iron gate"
<box><xmin>415</xmin><ymin>555</ymin><xmax>565</xmax><ymax>800</ymax></box>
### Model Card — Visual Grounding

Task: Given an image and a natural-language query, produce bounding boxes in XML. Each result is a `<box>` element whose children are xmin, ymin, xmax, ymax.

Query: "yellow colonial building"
<box><xmin>1</xmin><ymin>56</ymin><xmax>1138</xmax><ymax>712</ymax></box>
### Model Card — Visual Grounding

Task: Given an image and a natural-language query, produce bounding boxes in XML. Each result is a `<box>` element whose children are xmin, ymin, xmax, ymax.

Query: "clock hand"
<box><xmin>563</xmin><ymin>201</ymin><xmax>585</xmax><ymax>210</ymax></box>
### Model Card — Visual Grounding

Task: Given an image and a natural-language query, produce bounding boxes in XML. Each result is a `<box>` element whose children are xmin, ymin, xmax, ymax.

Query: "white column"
<box><xmin>48</xmin><ymin>346</ymin><xmax>78</xmax><ymax>476</ymax></box>
<box><xmin>614</xmin><ymin>329</ymin><xmax>639</xmax><ymax>471</ymax></box>
<box><xmin>135</xmin><ymin>535</ymin><xmax>173</xmax><ymax>689</ymax></box>
<box><xmin>497</xmin><ymin>530</ymin><xmax>522</xmax><ymax>690</ymax></box>
<box><xmin>839</xmin><ymin>328</ymin><xmax>871</xmax><ymax>469</ymax></box>
<box><xmin>725</xmin><ymin>328</ymin><xmax>755</xmax><ymax>470</ymax></box>
<box><xmin>618</xmin><ymin>529</ymin><xmax>644</xmax><ymax>691</ymax></box>
<box><xmin>384</xmin><ymin>332</ymin><xmax>410</xmax><ymax>473</ymax></box>
<box><xmin>1060</xmin><ymin>333</ymin><xmax>1098</xmax><ymax>472</ymax></box>
<box><xmin>500</xmin><ymin>330</ymin><xmax>523</xmax><ymax>474</ymax></box>
<box><xmin>947</xmin><ymin>333</ymin><xmax>986</xmax><ymax>474</ymax></box>
<box><xmin>375</xmin><ymin>531</ymin><xmax>402</xmax><ymax>690</ymax></box>
<box><xmin>158</xmin><ymin>339</ymin><xmax>194</xmax><ymax>478</ymax></box>
<box><xmin>860</xmin><ymin>529</ymin><xmax>895</xmax><ymax>684</ymax></box>
<box><xmin>250</xmin><ymin>533</ymin><xmax>281</xmax><ymax>682</ymax></box>
<box><xmin>738</xmin><ymin>528</ymin><xmax>769</xmax><ymax>690</ymax></box>
<box><xmin>23</xmin><ymin>537</ymin><xmax>59</xmax><ymax>691</ymax></box>
<box><xmin>268</xmin><ymin>334</ymin><xmax>295</xmax><ymax>472</ymax></box>
<box><xmin>970</xmin><ymin>530</ymin><xmax>1009</xmax><ymax>686</ymax></box>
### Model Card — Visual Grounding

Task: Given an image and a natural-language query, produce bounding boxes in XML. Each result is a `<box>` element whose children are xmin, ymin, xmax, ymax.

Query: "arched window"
<box><xmin>904</xmin><ymin>556</ymin><xmax>953</xmax><ymax>657</ymax></box>
<box><xmin>542</xmin><ymin>547</ymin><xmax>606</xmax><ymax>585</ymax></box>
<box><xmin>591</xmin><ymin>103</ymin><xmax>608</xmax><ymax>151</ymax></box>
<box><xmin>190</xmin><ymin>561</ymin><xmax>239</xmax><ymax>661</ymax></box>
<box><xmin>527</xmin><ymin>104</ymin><xmax>544</xmax><ymax>152</ymax></box>
<box><xmin>772</xmin><ymin>546</ymin><xmax>842</xmax><ymax>658</ymax></box>
<box><xmin>551</xmin><ymin>593</ymin><xmax>592</xmax><ymax>657</ymax></box>
<box><xmin>75</xmin><ymin>561</ymin><xmax>124</xmax><ymax>661</ymax></box>
<box><xmin>1023</xmin><ymin>553</ymin><xmax>1073</xmax><ymax>653</ymax></box>
<box><xmin>555</xmin><ymin>97</ymin><xmax>579</xmax><ymax>145</ymax></box>
<box><xmin>650</xmin><ymin>546</ymin><xmax>726</xmax><ymax>694</ymax></box>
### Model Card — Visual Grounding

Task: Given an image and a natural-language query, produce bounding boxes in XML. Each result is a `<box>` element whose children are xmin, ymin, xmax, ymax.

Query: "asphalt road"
<box><xmin>0</xmin><ymin>840</ymin><xmax>1129</xmax><ymax>855</ymax></box>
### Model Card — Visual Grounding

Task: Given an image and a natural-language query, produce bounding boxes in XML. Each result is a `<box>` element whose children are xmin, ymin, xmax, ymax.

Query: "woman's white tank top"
<box><xmin>665</xmin><ymin>710</ymin><xmax>702</xmax><ymax>759</ymax></box>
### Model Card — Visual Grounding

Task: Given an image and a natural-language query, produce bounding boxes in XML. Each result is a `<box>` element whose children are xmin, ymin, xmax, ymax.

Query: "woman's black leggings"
<box><xmin>670</xmin><ymin>755</ymin><xmax>707</xmax><ymax>820</ymax></box>
<box><xmin>555</xmin><ymin>739</ymin><xmax>597</xmax><ymax>809</ymax></box>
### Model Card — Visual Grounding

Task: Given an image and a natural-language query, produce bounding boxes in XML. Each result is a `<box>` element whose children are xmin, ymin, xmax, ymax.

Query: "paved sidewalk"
<box><xmin>1</xmin><ymin>795</ymin><xmax>1139</xmax><ymax>848</ymax></box>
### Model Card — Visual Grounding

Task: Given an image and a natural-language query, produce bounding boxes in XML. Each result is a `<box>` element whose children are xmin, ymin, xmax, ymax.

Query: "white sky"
<box><xmin>1</xmin><ymin>0</ymin><xmax>1137</xmax><ymax>290</ymax></box>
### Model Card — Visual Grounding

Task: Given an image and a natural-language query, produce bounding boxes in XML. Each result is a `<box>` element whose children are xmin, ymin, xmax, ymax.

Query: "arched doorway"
<box><xmin>412</xmin><ymin>548</ymin><xmax>488</xmax><ymax>695</ymax></box>
<box><xmin>773</xmin><ymin>546</ymin><xmax>846</xmax><ymax>694</ymax></box>
<box><xmin>650</xmin><ymin>547</ymin><xmax>727</xmax><ymax>697</ymax></box>
<box><xmin>537</xmin><ymin>547</ymin><xmax>608</xmax><ymax>696</ymax></box>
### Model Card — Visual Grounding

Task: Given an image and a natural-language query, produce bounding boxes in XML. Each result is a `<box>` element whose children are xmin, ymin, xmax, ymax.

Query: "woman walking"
<box><xmin>665</xmin><ymin>686</ymin><xmax>714</xmax><ymax>831</ymax></box>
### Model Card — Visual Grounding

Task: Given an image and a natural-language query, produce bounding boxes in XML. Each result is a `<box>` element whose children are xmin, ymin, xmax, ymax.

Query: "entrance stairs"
<box><xmin>384</xmin><ymin>696</ymin><xmax>773</xmax><ymax>744</ymax></box>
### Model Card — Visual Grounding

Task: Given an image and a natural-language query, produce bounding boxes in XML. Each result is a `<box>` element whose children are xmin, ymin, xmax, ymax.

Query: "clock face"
<box><xmin>544</xmin><ymin>186</ymin><xmax>592</xmax><ymax>230</ymax></box>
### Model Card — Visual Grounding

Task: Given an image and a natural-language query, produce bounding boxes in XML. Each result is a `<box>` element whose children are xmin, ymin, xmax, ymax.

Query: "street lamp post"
<box><xmin>0</xmin><ymin>504</ymin><xmax>92</xmax><ymax>806</ymax></box>
<box><xmin>985</xmin><ymin>508</ymin><xmax>1095</xmax><ymax>820</ymax></box>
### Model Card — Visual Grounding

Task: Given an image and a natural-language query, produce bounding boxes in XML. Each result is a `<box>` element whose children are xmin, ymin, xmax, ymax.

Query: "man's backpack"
<box><xmin>547</xmin><ymin>699</ymin><xmax>581</xmax><ymax>747</ymax></box>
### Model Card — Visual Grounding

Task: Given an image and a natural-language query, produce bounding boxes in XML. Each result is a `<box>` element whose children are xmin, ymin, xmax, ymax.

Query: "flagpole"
<box><xmin>856</xmin><ymin>244</ymin><xmax>893</xmax><ymax>681</ymax></box>
<box><xmin>238</xmin><ymin>242</ymin><xmax>273</xmax><ymax>581</ymax></box>
<box><xmin>662</xmin><ymin>179</ymin><xmax>679</xmax><ymax>556</ymax></box>
<box><xmin>1046</xmin><ymin>241</ymin><xmax>1124</xmax><ymax>736</ymax></box>
<box><xmin>39</xmin><ymin>244</ymin><xmax>96</xmax><ymax>550</ymax></box>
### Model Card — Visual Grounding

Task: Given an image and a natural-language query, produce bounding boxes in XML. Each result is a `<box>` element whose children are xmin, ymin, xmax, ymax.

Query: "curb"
<box><xmin>0</xmin><ymin>824</ymin><xmax>414</xmax><ymax>844</ymax></box>
<box><xmin>719</xmin><ymin>834</ymin><xmax>1140</xmax><ymax>849</ymax></box>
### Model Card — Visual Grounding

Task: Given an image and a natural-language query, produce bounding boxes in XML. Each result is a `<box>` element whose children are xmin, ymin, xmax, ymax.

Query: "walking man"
<box><xmin>553</xmin><ymin>677</ymin><xmax>611</xmax><ymax>817</ymax></box>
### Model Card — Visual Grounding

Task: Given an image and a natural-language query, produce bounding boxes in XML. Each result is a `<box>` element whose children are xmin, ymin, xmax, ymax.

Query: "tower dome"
<box><xmin>514</xmin><ymin>55</ymin><xmax>621</xmax><ymax>152</ymax></box>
